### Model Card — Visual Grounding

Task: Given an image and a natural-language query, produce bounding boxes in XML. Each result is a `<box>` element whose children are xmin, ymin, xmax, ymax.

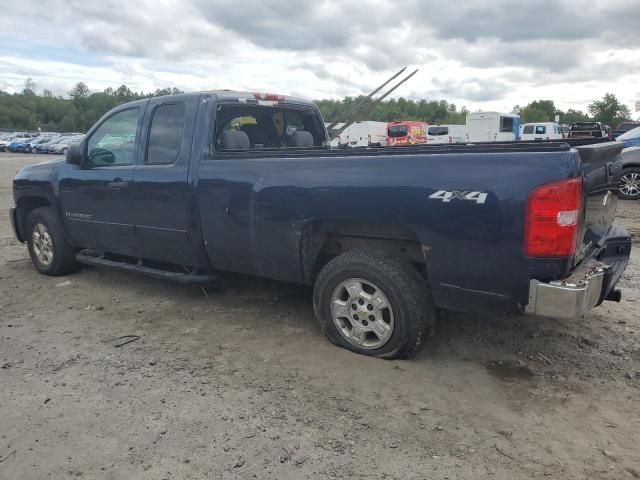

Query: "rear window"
<box><xmin>535</xmin><ymin>125</ymin><xmax>546</xmax><ymax>134</ymax></box>
<box><xmin>617</xmin><ymin>126</ymin><xmax>640</xmax><ymax>141</ymax></box>
<box><xmin>523</xmin><ymin>125</ymin><xmax>534</xmax><ymax>134</ymax></box>
<box><xmin>428</xmin><ymin>126</ymin><xmax>448</xmax><ymax>136</ymax></box>
<box><xmin>388</xmin><ymin>125</ymin><xmax>408</xmax><ymax>137</ymax></box>
<box><xmin>213</xmin><ymin>104</ymin><xmax>325</xmax><ymax>152</ymax></box>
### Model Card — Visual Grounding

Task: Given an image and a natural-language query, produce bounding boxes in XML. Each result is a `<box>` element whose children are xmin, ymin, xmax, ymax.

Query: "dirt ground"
<box><xmin>0</xmin><ymin>152</ymin><xmax>639</xmax><ymax>480</ymax></box>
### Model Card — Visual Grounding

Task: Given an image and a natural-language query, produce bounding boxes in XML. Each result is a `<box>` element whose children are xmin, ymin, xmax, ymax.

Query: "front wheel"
<box><xmin>619</xmin><ymin>167</ymin><xmax>640</xmax><ymax>200</ymax></box>
<box><xmin>26</xmin><ymin>207</ymin><xmax>80</xmax><ymax>275</ymax></box>
<box><xmin>313</xmin><ymin>249</ymin><xmax>435</xmax><ymax>359</ymax></box>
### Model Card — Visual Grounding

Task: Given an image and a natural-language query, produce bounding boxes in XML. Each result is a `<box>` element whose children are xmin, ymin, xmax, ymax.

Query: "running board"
<box><xmin>76</xmin><ymin>251</ymin><xmax>217</xmax><ymax>285</ymax></box>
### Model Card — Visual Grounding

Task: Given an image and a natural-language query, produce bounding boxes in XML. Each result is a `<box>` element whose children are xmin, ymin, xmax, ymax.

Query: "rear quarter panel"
<box><xmin>197</xmin><ymin>150</ymin><xmax>581</xmax><ymax>309</ymax></box>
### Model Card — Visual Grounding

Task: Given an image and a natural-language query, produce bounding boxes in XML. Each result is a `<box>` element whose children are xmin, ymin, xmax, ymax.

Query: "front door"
<box><xmin>59</xmin><ymin>106</ymin><xmax>145</xmax><ymax>256</ymax></box>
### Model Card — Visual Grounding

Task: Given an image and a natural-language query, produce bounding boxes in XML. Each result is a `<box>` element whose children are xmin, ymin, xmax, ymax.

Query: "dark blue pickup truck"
<box><xmin>10</xmin><ymin>91</ymin><xmax>631</xmax><ymax>358</ymax></box>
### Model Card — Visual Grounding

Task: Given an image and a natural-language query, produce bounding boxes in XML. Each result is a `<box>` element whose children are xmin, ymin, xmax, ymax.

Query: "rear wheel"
<box><xmin>26</xmin><ymin>207</ymin><xmax>79</xmax><ymax>275</ymax></box>
<box><xmin>620</xmin><ymin>167</ymin><xmax>640</xmax><ymax>200</ymax></box>
<box><xmin>61</xmin><ymin>147</ymin><xmax>68</xmax><ymax>156</ymax></box>
<box><xmin>313</xmin><ymin>249</ymin><xmax>435</xmax><ymax>359</ymax></box>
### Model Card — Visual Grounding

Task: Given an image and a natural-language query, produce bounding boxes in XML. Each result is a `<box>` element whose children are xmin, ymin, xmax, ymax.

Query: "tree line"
<box><xmin>0</xmin><ymin>78</ymin><xmax>636</xmax><ymax>133</ymax></box>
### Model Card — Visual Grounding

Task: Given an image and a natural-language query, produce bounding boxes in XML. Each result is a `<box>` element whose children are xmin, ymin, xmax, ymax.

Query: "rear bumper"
<box><xmin>9</xmin><ymin>206</ymin><xmax>25</xmax><ymax>243</ymax></box>
<box><xmin>525</xmin><ymin>226</ymin><xmax>631</xmax><ymax>318</ymax></box>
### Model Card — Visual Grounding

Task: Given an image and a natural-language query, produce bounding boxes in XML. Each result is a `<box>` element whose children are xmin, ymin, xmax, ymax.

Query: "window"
<box><xmin>535</xmin><ymin>125</ymin><xmax>546</xmax><ymax>135</ymax></box>
<box><xmin>147</xmin><ymin>103</ymin><xmax>186</xmax><ymax>165</ymax></box>
<box><xmin>387</xmin><ymin>125</ymin><xmax>408</xmax><ymax>138</ymax></box>
<box><xmin>214</xmin><ymin>105</ymin><xmax>324</xmax><ymax>151</ymax></box>
<box><xmin>87</xmin><ymin>108</ymin><xmax>139</xmax><ymax>166</ymax></box>
<box><xmin>428</xmin><ymin>126</ymin><xmax>449</xmax><ymax>136</ymax></box>
<box><xmin>499</xmin><ymin>116</ymin><xmax>514</xmax><ymax>133</ymax></box>
<box><xmin>523</xmin><ymin>125</ymin><xmax>534</xmax><ymax>134</ymax></box>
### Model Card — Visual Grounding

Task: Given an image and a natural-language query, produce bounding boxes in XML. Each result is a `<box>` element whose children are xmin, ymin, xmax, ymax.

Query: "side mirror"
<box><xmin>66</xmin><ymin>143</ymin><xmax>83</xmax><ymax>165</ymax></box>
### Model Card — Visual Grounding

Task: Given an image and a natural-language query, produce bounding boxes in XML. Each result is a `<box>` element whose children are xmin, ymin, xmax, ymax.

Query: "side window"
<box><xmin>147</xmin><ymin>103</ymin><xmax>186</xmax><ymax>165</ymax></box>
<box><xmin>523</xmin><ymin>125</ymin><xmax>534</xmax><ymax>134</ymax></box>
<box><xmin>87</xmin><ymin>108</ymin><xmax>139</xmax><ymax>166</ymax></box>
<box><xmin>535</xmin><ymin>125</ymin><xmax>546</xmax><ymax>134</ymax></box>
<box><xmin>499</xmin><ymin>116</ymin><xmax>514</xmax><ymax>133</ymax></box>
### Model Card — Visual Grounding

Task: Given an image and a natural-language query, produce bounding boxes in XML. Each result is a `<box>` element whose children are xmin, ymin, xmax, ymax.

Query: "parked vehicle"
<box><xmin>10</xmin><ymin>91</ymin><xmax>630</xmax><ymax>359</ymax></box>
<box><xmin>7</xmin><ymin>138</ymin><xmax>32</xmax><ymax>152</ymax></box>
<box><xmin>519</xmin><ymin>122</ymin><xmax>564</xmax><ymax>141</ymax></box>
<box><xmin>328</xmin><ymin>121</ymin><xmax>387</xmax><ymax>147</ymax></box>
<box><xmin>616</xmin><ymin>126</ymin><xmax>640</xmax><ymax>149</ymax></box>
<box><xmin>386</xmin><ymin>121</ymin><xmax>427</xmax><ymax>146</ymax></box>
<box><xmin>466</xmin><ymin>112</ymin><xmax>520</xmax><ymax>142</ymax></box>
<box><xmin>24</xmin><ymin>135</ymin><xmax>61</xmax><ymax>153</ymax></box>
<box><xmin>34</xmin><ymin>136</ymin><xmax>66</xmax><ymax>153</ymax></box>
<box><xmin>613</xmin><ymin>121</ymin><xmax>640</xmax><ymax>139</ymax></box>
<box><xmin>568</xmin><ymin>122</ymin><xmax>607</xmax><ymax>139</ymax></box>
<box><xmin>619</xmin><ymin>146</ymin><xmax>640</xmax><ymax>200</ymax></box>
<box><xmin>426</xmin><ymin>125</ymin><xmax>468</xmax><ymax>144</ymax></box>
<box><xmin>49</xmin><ymin>136</ymin><xmax>85</xmax><ymax>155</ymax></box>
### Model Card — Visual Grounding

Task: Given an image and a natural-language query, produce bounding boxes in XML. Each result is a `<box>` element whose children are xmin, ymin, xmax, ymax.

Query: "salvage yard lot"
<box><xmin>1</xmin><ymin>153</ymin><xmax>639</xmax><ymax>479</ymax></box>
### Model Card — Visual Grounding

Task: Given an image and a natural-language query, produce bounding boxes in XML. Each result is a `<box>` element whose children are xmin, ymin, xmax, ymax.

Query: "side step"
<box><xmin>76</xmin><ymin>251</ymin><xmax>217</xmax><ymax>285</ymax></box>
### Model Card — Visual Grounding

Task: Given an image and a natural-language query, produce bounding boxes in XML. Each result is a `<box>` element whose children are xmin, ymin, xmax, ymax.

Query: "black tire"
<box><xmin>61</xmin><ymin>148</ymin><xmax>68</xmax><ymax>156</ymax></box>
<box><xmin>313</xmin><ymin>249</ymin><xmax>435</xmax><ymax>359</ymax></box>
<box><xmin>26</xmin><ymin>207</ymin><xmax>80</xmax><ymax>276</ymax></box>
<box><xmin>619</xmin><ymin>167</ymin><xmax>640</xmax><ymax>200</ymax></box>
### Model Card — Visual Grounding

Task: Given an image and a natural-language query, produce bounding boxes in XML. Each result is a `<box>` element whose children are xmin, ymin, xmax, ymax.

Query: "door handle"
<box><xmin>108</xmin><ymin>180</ymin><xmax>128</xmax><ymax>189</ymax></box>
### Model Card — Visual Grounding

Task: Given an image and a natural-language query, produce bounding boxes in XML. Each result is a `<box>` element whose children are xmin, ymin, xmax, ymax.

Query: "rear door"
<box><xmin>132</xmin><ymin>96</ymin><xmax>197</xmax><ymax>266</ymax></box>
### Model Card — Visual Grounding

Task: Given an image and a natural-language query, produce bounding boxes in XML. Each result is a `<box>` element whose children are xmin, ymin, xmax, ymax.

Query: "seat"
<box><xmin>219</xmin><ymin>130</ymin><xmax>250</xmax><ymax>150</ymax></box>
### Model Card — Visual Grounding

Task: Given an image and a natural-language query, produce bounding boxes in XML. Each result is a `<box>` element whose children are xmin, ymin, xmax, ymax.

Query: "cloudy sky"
<box><xmin>1</xmin><ymin>0</ymin><xmax>639</xmax><ymax>114</ymax></box>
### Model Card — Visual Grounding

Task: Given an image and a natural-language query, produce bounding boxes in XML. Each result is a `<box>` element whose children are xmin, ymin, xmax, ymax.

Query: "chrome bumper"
<box><xmin>525</xmin><ymin>261</ymin><xmax>608</xmax><ymax>319</ymax></box>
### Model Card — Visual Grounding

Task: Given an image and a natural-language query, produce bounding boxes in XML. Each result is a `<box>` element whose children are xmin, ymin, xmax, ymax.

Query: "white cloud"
<box><xmin>0</xmin><ymin>0</ymin><xmax>638</xmax><ymax>115</ymax></box>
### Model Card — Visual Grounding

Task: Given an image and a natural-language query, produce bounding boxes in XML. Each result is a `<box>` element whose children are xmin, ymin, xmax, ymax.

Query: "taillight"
<box><xmin>253</xmin><ymin>92</ymin><xmax>285</xmax><ymax>101</ymax></box>
<box><xmin>524</xmin><ymin>178</ymin><xmax>582</xmax><ymax>257</ymax></box>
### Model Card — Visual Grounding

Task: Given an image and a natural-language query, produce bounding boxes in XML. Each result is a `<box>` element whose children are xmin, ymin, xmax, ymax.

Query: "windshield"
<box><xmin>617</xmin><ymin>126</ymin><xmax>640</xmax><ymax>141</ymax></box>
<box><xmin>387</xmin><ymin>125</ymin><xmax>408</xmax><ymax>138</ymax></box>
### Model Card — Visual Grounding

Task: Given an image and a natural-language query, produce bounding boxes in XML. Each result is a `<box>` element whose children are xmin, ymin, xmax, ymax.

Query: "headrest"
<box><xmin>290</xmin><ymin>130</ymin><xmax>314</xmax><ymax>148</ymax></box>
<box><xmin>220</xmin><ymin>130</ymin><xmax>250</xmax><ymax>150</ymax></box>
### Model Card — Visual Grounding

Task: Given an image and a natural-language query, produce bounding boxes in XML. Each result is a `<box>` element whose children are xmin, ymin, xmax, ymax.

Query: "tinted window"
<box><xmin>535</xmin><ymin>125</ymin><xmax>546</xmax><ymax>134</ymax></box>
<box><xmin>147</xmin><ymin>103</ymin><xmax>186</xmax><ymax>165</ymax></box>
<box><xmin>523</xmin><ymin>125</ymin><xmax>534</xmax><ymax>134</ymax></box>
<box><xmin>428</xmin><ymin>126</ymin><xmax>448</xmax><ymax>136</ymax></box>
<box><xmin>87</xmin><ymin>108</ymin><xmax>139</xmax><ymax>166</ymax></box>
<box><xmin>388</xmin><ymin>125</ymin><xmax>408</xmax><ymax>137</ymax></box>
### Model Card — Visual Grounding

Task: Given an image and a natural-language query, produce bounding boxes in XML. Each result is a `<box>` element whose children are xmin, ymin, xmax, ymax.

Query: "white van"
<box><xmin>466</xmin><ymin>112</ymin><xmax>521</xmax><ymax>142</ymax></box>
<box><xmin>426</xmin><ymin>125</ymin><xmax>468</xmax><ymax>144</ymax></box>
<box><xmin>326</xmin><ymin>121</ymin><xmax>387</xmax><ymax>148</ymax></box>
<box><xmin>520</xmin><ymin>122</ymin><xmax>563</xmax><ymax>141</ymax></box>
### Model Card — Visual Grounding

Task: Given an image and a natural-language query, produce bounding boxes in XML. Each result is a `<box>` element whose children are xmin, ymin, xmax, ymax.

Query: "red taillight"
<box><xmin>524</xmin><ymin>178</ymin><xmax>582</xmax><ymax>257</ymax></box>
<box><xmin>253</xmin><ymin>92</ymin><xmax>285</xmax><ymax>101</ymax></box>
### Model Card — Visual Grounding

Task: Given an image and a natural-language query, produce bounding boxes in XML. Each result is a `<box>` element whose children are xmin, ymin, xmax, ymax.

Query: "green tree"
<box><xmin>69</xmin><ymin>82</ymin><xmax>90</xmax><ymax>99</ymax></box>
<box><xmin>588</xmin><ymin>93</ymin><xmax>632</xmax><ymax>127</ymax></box>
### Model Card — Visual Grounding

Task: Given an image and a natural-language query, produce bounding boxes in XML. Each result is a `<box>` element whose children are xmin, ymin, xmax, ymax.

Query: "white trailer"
<box><xmin>466</xmin><ymin>112</ymin><xmax>521</xmax><ymax>142</ymax></box>
<box><xmin>326</xmin><ymin>121</ymin><xmax>388</xmax><ymax>148</ymax></box>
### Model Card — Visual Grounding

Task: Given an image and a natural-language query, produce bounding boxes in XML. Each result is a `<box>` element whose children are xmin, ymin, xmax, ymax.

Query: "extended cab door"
<box><xmin>132</xmin><ymin>96</ymin><xmax>197</xmax><ymax>266</ymax></box>
<box><xmin>59</xmin><ymin>105</ymin><xmax>145</xmax><ymax>256</ymax></box>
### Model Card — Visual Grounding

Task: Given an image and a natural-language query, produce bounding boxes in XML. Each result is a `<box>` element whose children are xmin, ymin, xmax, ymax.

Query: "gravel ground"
<box><xmin>1</xmin><ymin>152</ymin><xmax>639</xmax><ymax>480</ymax></box>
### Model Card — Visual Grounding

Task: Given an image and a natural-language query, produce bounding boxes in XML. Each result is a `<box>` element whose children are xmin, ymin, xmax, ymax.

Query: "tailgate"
<box><xmin>574</xmin><ymin>141</ymin><xmax>624</xmax><ymax>264</ymax></box>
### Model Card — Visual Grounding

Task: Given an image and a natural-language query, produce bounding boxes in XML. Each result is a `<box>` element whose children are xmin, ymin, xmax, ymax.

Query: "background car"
<box><xmin>617</xmin><ymin>126</ymin><xmax>640</xmax><ymax>149</ymax></box>
<box><xmin>619</xmin><ymin>146</ymin><xmax>640</xmax><ymax>200</ymax></box>
<box><xmin>49</xmin><ymin>135</ymin><xmax>85</xmax><ymax>155</ymax></box>
<box><xmin>7</xmin><ymin>137</ymin><xmax>32</xmax><ymax>152</ymax></box>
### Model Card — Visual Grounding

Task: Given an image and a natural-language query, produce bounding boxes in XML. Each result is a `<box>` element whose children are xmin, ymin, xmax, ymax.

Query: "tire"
<box><xmin>313</xmin><ymin>249</ymin><xmax>435</xmax><ymax>359</ymax></box>
<box><xmin>619</xmin><ymin>167</ymin><xmax>640</xmax><ymax>200</ymax></box>
<box><xmin>26</xmin><ymin>207</ymin><xmax>80</xmax><ymax>276</ymax></box>
<box><xmin>61</xmin><ymin>148</ymin><xmax>68</xmax><ymax>156</ymax></box>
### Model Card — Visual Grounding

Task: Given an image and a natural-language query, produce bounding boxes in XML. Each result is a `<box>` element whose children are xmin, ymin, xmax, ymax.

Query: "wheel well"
<box><xmin>304</xmin><ymin>221</ymin><xmax>428</xmax><ymax>282</ymax></box>
<box><xmin>17</xmin><ymin>196</ymin><xmax>51</xmax><ymax>235</ymax></box>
